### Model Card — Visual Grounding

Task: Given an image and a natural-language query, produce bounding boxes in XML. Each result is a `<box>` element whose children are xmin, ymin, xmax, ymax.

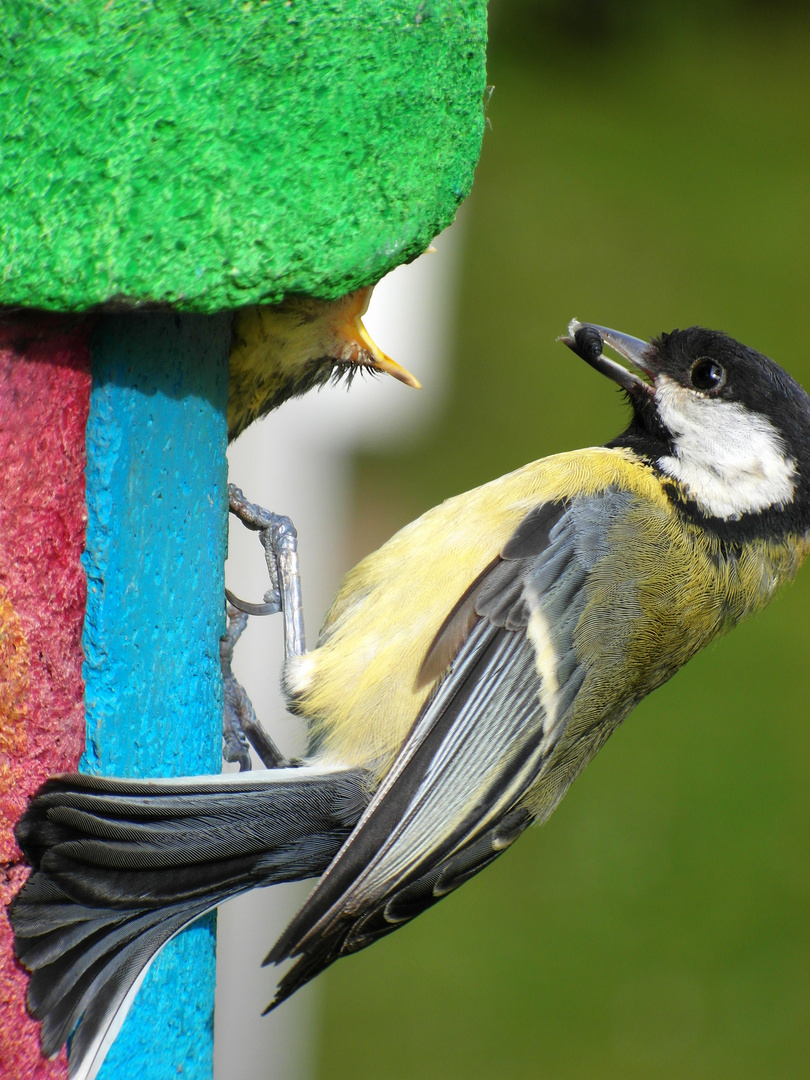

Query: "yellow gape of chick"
<box><xmin>13</xmin><ymin>322</ymin><xmax>810</xmax><ymax>1080</ymax></box>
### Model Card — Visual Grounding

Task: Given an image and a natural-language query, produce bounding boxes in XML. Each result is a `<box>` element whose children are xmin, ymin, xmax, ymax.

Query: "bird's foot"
<box><xmin>222</xmin><ymin>485</ymin><xmax>307</xmax><ymax>770</ymax></box>
<box><xmin>226</xmin><ymin>484</ymin><xmax>306</xmax><ymax>659</ymax></box>
<box><xmin>221</xmin><ymin>601</ymin><xmax>293</xmax><ymax>771</ymax></box>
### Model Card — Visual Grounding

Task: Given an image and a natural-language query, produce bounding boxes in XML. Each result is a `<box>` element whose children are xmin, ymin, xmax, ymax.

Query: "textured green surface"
<box><xmin>0</xmin><ymin>0</ymin><xmax>486</xmax><ymax>312</ymax></box>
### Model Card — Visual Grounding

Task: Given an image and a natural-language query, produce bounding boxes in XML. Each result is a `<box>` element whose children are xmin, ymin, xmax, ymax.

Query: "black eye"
<box><xmin>690</xmin><ymin>358</ymin><xmax>726</xmax><ymax>391</ymax></box>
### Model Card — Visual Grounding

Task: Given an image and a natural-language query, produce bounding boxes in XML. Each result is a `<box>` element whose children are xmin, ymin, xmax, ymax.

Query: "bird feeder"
<box><xmin>0</xmin><ymin>3</ymin><xmax>487</xmax><ymax>1078</ymax></box>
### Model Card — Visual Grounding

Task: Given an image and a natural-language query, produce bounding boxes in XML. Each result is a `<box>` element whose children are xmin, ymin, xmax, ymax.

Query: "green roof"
<box><xmin>1</xmin><ymin>1</ymin><xmax>487</xmax><ymax>312</ymax></box>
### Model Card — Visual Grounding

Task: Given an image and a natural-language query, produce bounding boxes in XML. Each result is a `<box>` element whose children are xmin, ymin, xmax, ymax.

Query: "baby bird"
<box><xmin>227</xmin><ymin>285</ymin><xmax>421</xmax><ymax>441</ymax></box>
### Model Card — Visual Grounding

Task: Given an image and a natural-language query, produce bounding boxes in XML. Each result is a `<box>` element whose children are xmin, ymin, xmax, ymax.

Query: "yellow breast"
<box><xmin>288</xmin><ymin>447</ymin><xmax>676</xmax><ymax>772</ymax></box>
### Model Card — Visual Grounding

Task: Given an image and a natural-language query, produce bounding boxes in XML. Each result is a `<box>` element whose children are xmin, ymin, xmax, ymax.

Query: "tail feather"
<box><xmin>14</xmin><ymin>887</ymin><xmax>130</xmax><ymax>972</ymax></box>
<box><xmin>19</xmin><ymin>773</ymin><xmax>367</xmax><ymax>870</ymax></box>
<box><xmin>10</xmin><ymin>764</ymin><xmax>370</xmax><ymax>1079</ymax></box>
<box><xmin>62</xmin><ymin>907</ymin><xmax>205</xmax><ymax>1080</ymax></box>
<box><xmin>33</xmin><ymin>905</ymin><xmax>187</xmax><ymax>1042</ymax></box>
<box><xmin>40</xmin><ymin>901</ymin><xmax>210</xmax><ymax>1066</ymax></box>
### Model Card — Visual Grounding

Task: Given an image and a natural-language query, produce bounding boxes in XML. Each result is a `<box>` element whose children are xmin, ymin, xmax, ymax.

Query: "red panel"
<box><xmin>0</xmin><ymin>315</ymin><xmax>91</xmax><ymax>1078</ymax></box>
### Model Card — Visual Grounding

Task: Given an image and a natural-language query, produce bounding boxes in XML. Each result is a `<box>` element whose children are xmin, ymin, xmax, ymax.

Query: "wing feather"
<box><xmin>266</xmin><ymin>497</ymin><xmax>597</xmax><ymax>1003</ymax></box>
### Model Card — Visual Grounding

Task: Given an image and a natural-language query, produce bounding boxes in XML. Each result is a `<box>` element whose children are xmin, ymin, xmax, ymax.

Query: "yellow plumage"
<box><xmin>288</xmin><ymin>445</ymin><xmax>808</xmax><ymax>778</ymax></box>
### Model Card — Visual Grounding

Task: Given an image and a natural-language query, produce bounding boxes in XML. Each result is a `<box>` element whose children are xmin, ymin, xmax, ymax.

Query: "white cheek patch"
<box><xmin>654</xmin><ymin>374</ymin><xmax>797</xmax><ymax>520</ymax></box>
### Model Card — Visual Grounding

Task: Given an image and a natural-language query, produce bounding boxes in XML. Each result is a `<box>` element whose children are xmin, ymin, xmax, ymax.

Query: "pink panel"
<box><xmin>0</xmin><ymin>315</ymin><xmax>91</xmax><ymax>1078</ymax></box>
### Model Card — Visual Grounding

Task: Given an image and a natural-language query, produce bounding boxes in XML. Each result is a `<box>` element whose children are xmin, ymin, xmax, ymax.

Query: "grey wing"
<box><xmin>266</xmin><ymin>492</ymin><xmax>627</xmax><ymax>1006</ymax></box>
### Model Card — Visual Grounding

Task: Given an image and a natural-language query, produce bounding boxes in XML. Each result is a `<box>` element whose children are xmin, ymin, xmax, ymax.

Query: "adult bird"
<box><xmin>12</xmin><ymin>321</ymin><xmax>810</xmax><ymax>1080</ymax></box>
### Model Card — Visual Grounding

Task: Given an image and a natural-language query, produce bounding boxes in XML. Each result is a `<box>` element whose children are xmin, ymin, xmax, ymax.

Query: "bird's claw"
<box><xmin>224</xmin><ymin>587</ymin><xmax>281</xmax><ymax>618</ymax></box>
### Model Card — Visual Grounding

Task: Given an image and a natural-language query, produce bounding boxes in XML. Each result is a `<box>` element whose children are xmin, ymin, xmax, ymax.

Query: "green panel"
<box><xmin>0</xmin><ymin>0</ymin><xmax>486</xmax><ymax>312</ymax></box>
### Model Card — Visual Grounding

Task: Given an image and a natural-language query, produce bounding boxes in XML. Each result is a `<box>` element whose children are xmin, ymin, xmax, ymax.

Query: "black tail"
<box><xmin>11</xmin><ymin>765</ymin><xmax>368</xmax><ymax>1079</ymax></box>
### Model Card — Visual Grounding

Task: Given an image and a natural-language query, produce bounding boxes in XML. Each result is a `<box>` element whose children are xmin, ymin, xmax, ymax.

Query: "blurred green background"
<box><xmin>315</xmin><ymin>3</ymin><xmax>810</xmax><ymax>1077</ymax></box>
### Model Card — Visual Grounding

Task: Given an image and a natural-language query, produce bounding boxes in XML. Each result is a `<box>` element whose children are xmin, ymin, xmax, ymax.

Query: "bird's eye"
<box><xmin>690</xmin><ymin>358</ymin><xmax>726</xmax><ymax>392</ymax></box>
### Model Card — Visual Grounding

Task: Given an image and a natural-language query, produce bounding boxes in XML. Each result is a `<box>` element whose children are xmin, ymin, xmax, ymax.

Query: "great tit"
<box><xmin>227</xmin><ymin>285</ymin><xmax>421</xmax><ymax>441</ymax></box>
<box><xmin>12</xmin><ymin>322</ymin><xmax>810</xmax><ymax>1080</ymax></box>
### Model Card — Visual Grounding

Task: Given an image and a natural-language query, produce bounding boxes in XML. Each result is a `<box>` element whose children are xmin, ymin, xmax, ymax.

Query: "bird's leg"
<box><xmin>221</xmin><ymin>603</ymin><xmax>292</xmax><ymax>771</ymax></box>
<box><xmin>220</xmin><ymin>484</ymin><xmax>307</xmax><ymax>770</ymax></box>
<box><xmin>221</xmin><ymin>606</ymin><xmax>251</xmax><ymax>770</ymax></box>
<box><xmin>227</xmin><ymin>484</ymin><xmax>306</xmax><ymax>660</ymax></box>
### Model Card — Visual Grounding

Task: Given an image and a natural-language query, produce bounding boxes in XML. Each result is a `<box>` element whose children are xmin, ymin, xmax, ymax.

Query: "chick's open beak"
<box><xmin>561</xmin><ymin>319</ymin><xmax>656</xmax><ymax>398</ymax></box>
<box><xmin>341</xmin><ymin>287</ymin><xmax>422</xmax><ymax>389</ymax></box>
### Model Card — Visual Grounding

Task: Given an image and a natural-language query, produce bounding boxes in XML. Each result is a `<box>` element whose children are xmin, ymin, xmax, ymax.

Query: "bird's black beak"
<box><xmin>561</xmin><ymin>320</ymin><xmax>656</xmax><ymax>399</ymax></box>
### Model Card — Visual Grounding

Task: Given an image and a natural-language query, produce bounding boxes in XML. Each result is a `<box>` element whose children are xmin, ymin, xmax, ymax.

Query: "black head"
<box><xmin>562</xmin><ymin>321</ymin><xmax>810</xmax><ymax>539</ymax></box>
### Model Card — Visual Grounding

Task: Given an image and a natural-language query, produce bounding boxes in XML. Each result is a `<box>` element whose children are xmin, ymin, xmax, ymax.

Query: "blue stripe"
<box><xmin>81</xmin><ymin>312</ymin><xmax>230</xmax><ymax>1080</ymax></box>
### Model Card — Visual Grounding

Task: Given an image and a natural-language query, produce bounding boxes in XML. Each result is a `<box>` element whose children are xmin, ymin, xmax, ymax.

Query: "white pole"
<box><xmin>215</xmin><ymin>217</ymin><xmax>463</xmax><ymax>1080</ymax></box>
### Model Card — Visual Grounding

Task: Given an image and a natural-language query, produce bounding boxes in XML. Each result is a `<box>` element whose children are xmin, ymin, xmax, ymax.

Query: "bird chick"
<box><xmin>227</xmin><ymin>285</ymin><xmax>421</xmax><ymax>441</ymax></box>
